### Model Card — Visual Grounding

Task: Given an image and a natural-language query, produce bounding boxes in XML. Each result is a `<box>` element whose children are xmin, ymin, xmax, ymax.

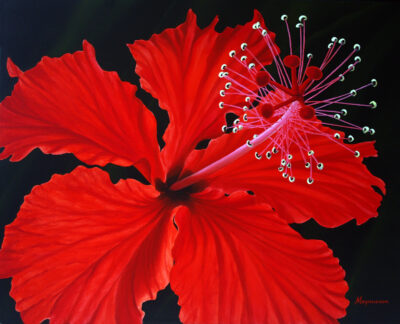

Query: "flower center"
<box><xmin>156</xmin><ymin>168</ymin><xmax>207</xmax><ymax>202</ymax></box>
<box><xmin>171</xmin><ymin>14</ymin><xmax>378</xmax><ymax>191</ymax></box>
<box><xmin>215</xmin><ymin>14</ymin><xmax>377</xmax><ymax>184</ymax></box>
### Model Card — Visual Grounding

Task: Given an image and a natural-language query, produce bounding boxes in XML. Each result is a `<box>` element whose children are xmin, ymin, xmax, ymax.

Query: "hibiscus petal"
<box><xmin>184</xmin><ymin>127</ymin><xmax>385</xmax><ymax>227</ymax></box>
<box><xmin>0</xmin><ymin>166</ymin><xmax>177</xmax><ymax>324</ymax></box>
<box><xmin>129</xmin><ymin>10</ymin><xmax>278</xmax><ymax>171</ymax></box>
<box><xmin>171</xmin><ymin>190</ymin><xmax>349</xmax><ymax>324</ymax></box>
<box><xmin>0</xmin><ymin>41</ymin><xmax>162</xmax><ymax>182</ymax></box>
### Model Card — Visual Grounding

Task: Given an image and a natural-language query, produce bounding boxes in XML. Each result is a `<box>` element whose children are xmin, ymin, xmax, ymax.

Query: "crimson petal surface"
<box><xmin>129</xmin><ymin>10</ymin><xmax>278</xmax><ymax>172</ymax></box>
<box><xmin>184</xmin><ymin>127</ymin><xmax>385</xmax><ymax>227</ymax></box>
<box><xmin>0</xmin><ymin>41</ymin><xmax>162</xmax><ymax>182</ymax></box>
<box><xmin>0</xmin><ymin>166</ymin><xmax>177</xmax><ymax>324</ymax></box>
<box><xmin>171</xmin><ymin>189</ymin><xmax>349</xmax><ymax>324</ymax></box>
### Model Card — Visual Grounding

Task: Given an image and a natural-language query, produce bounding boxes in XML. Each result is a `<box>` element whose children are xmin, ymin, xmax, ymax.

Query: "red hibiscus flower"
<box><xmin>0</xmin><ymin>10</ymin><xmax>384</xmax><ymax>324</ymax></box>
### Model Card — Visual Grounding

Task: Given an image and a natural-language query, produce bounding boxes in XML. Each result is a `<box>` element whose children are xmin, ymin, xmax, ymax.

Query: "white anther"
<box><xmin>253</xmin><ymin>21</ymin><xmax>261</xmax><ymax>29</ymax></box>
<box><xmin>296</xmin><ymin>23</ymin><xmax>303</xmax><ymax>28</ymax></box>
<box><xmin>334</xmin><ymin>133</ymin><xmax>341</xmax><ymax>139</ymax></box>
<box><xmin>278</xmin><ymin>167</ymin><xmax>284</xmax><ymax>172</ymax></box>
<box><xmin>289</xmin><ymin>176</ymin><xmax>295</xmax><ymax>183</ymax></box>
<box><xmin>229</xmin><ymin>50</ymin><xmax>236</xmax><ymax>57</ymax></box>
<box><xmin>307</xmin><ymin>177</ymin><xmax>314</xmax><ymax>185</ymax></box>
<box><xmin>334</xmin><ymin>113</ymin><xmax>341</xmax><ymax>120</ymax></box>
<box><xmin>354</xmin><ymin>150</ymin><xmax>360</xmax><ymax>158</ymax></box>
<box><xmin>317</xmin><ymin>162</ymin><xmax>324</xmax><ymax>170</ymax></box>
<box><xmin>253</xmin><ymin>134</ymin><xmax>258</xmax><ymax>139</ymax></box>
<box><xmin>328</xmin><ymin>43</ymin><xmax>334</xmax><ymax>49</ymax></box>
<box><xmin>371</xmin><ymin>79</ymin><xmax>378</xmax><ymax>87</ymax></box>
<box><xmin>281</xmin><ymin>14</ymin><xmax>288</xmax><ymax>21</ymax></box>
<box><xmin>299</xmin><ymin>15</ymin><xmax>307</xmax><ymax>22</ymax></box>
<box><xmin>243</xmin><ymin>114</ymin><xmax>248</xmax><ymax>122</ymax></box>
<box><xmin>370</xmin><ymin>128</ymin><xmax>375</xmax><ymax>135</ymax></box>
<box><xmin>339</xmin><ymin>38</ymin><xmax>346</xmax><ymax>45</ymax></box>
<box><xmin>219</xmin><ymin>102</ymin><xmax>224</xmax><ymax>109</ymax></box>
<box><xmin>341</xmin><ymin>108</ymin><xmax>348</xmax><ymax>116</ymax></box>
<box><xmin>281</xmin><ymin>159</ymin><xmax>286</xmax><ymax>166</ymax></box>
<box><xmin>272</xmin><ymin>147</ymin><xmax>279</xmax><ymax>154</ymax></box>
<box><xmin>331</xmin><ymin>37</ymin><xmax>338</xmax><ymax>42</ymax></box>
<box><xmin>242</xmin><ymin>105</ymin><xmax>248</xmax><ymax>111</ymax></box>
<box><xmin>233</xmin><ymin>118</ymin><xmax>240</xmax><ymax>125</ymax></box>
<box><xmin>238</xmin><ymin>125</ymin><xmax>243</xmax><ymax>130</ymax></box>
<box><xmin>241</xmin><ymin>43</ymin><xmax>247</xmax><ymax>51</ymax></box>
<box><xmin>246</xmin><ymin>140</ymin><xmax>253</xmax><ymax>147</ymax></box>
<box><xmin>225</xmin><ymin>82</ymin><xmax>231</xmax><ymax>89</ymax></box>
<box><xmin>240</xmin><ymin>56</ymin><xmax>247</xmax><ymax>62</ymax></box>
<box><xmin>339</xmin><ymin>74</ymin><xmax>345</xmax><ymax>82</ymax></box>
<box><xmin>307</xmin><ymin>53</ymin><xmax>313</xmax><ymax>59</ymax></box>
<box><xmin>248</xmin><ymin>63</ymin><xmax>255</xmax><ymax>69</ymax></box>
<box><xmin>221</xmin><ymin>64</ymin><xmax>227</xmax><ymax>70</ymax></box>
<box><xmin>233</xmin><ymin>127</ymin><xmax>238</xmax><ymax>133</ymax></box>
<box><xmin>354</xmin><ymin>56</ymin><xmax>361</xmax><ymax>63</ymax></box>
<box><xmin>305</xmin><ymin>162</ymin><xmax>311</xmax><ymax>168</ymax></box>
<box><xmin>255</xmin><ymin>152</ymin><xmax>262</xmax><ymax>160</ymax></box>
<box><xmin>262</xmin><ymin>29</ymin><xmax>268</xmax><ymax>36</ymax></box>
<box><xmin>362</xmin><ymin>126</ymin><xmax>370</xmax><ymax>134</ymax></box>
<box><xmin>266</xmin><ymin>151</ymin><xmax>272</xmax><ymax>159</ymax></box>
<box><xmin>218</xmin><ymin>72</ymin><xmax>225</xmax><ymax>78</ymax></box>
<box><xmin>347</xmin><ymin>135</ymin><xmax>354</xmax><ymax>142</ymax></box>
<box><xmin>287</xmin><ymin>154</ymin><xmax>293</xmax><ymax>160</ymax></box>
<box><xmin>221</xmin><ymin>125</ymin><xmax>227</xmax><ymax>133</ymax></box>
<box><xmin>282</xmin><ymin>173</ymin><xmax>289</xmax><ymax>178</ymax></box>
<box><xmin>370</xmin><ymin>100</ymin><xmax>377</xmax><ymax>109</ymax></box>
<box><xmin>308</xmin><ymin>150</ymin><xmax>314</xmax><ymax>156</ymax></box>
<box><xmin>245</xmin><ymin>96</ymin><xmax>251</xmax><ymax>102</ymax></box>
<box><xmin>348</xmin><ymin>64</ymin><xmax>355</xmax><ymax>71</ymax></box>
<box><xmin>287</xmin><ymin>163</ymin><xmax>292</xmax><ymax>168</ymax></box>
<box><xmin>223</xmin><ymin>72</ymin><xmax>229</xmax><ymax>77</ymax></box>
<box><xmin>353</xmin><ymin>44</ymin><xmax>361</xmax><ymax>51</ymax></box>
<box><xmin>350</xmin><ymin>89</ymin><xmax>357</xmax><ymax>96</ymax></box>
<box><xmin>219</xmin><ymin>90</ymin><xmax>225</xmax><ymax>97</ymax></box>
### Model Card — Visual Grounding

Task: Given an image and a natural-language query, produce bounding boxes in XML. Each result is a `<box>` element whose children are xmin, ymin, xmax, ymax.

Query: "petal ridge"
<box><xmin>0</xmin><ymin>41</ymin><xmax>163</xmax><ymax>182</ymax></box>
<box><xmin>0</xmin><ymin>166</ymin><xmax>177</xmax><ymax>324</ymax></box>
<box><xmin>171</xmin><ymin>190</ymin><xmax>349</xmax><ymax>324</ymax></box>
<box><xmin>129</xmin><ymin>10</ymin><xmax>278</xmax><ymax>170</ymax></box>
<box><xmin>184</xmin><ymin>126</ymin><xmax>385</xmax><ymax>227</ymax></box>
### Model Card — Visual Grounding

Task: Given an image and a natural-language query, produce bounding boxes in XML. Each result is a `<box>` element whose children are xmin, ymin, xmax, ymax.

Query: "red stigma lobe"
<box><xmin>255</xmin><ymin>70</ymin><xmax>270</xmax><ymax>87</ymax></box>
<box><xmin>299</xmin><ymin>105</ymin><xmax>315</xmax><ymax>119</ymax></box>
<box><xmin>283</xmin><ymin>55</ymin><xmax>301</xmax><ymax>68</ymax></box>
<box><xmin>260</xmin><ymin>103</ymin><xmax>275</xmax><ymax>119</ymax></box>
<box><xmin>305</xmin><ymin>66</ymin><xmax>323</xmax><ymax>80</ymax></box>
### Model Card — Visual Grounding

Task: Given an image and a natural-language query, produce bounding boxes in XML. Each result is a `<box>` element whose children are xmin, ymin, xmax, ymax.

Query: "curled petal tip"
<box><xmin>82</xmin><ymin>39</ymin><xmax>94</xmax><ymax>53</ymax></box>
<box><xmin>186</xmin><ymin>8</ymin><xmax>197</xmax><ymax>22</ymax></box>
<box><xmin>6</xmin><ymin>58</ymin><xmax>23</xmax><ymax>78</ymax></box>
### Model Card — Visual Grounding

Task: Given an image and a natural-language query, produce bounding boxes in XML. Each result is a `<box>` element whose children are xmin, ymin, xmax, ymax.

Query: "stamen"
<box><xmin>171</xmin><ymin>15</ymin><xmax>378</xmax><ymax>191</ymax></box>
<box><xmin>213</xmin><ymin>15</ymin><xmax>378</xmax><ymax>184</ymax></box>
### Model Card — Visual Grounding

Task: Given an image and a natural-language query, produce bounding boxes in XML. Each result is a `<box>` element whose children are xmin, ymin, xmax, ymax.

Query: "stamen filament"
<box><xmin>170</xmin><ymin>105</ymin><xmax>294</xmax><ymax>191</ymax></box>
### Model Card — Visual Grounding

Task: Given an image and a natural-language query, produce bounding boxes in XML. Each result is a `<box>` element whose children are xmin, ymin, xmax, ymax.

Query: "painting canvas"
<box><xmin>0</xmin><ymin>0</ymin><xmax>398</xmax><ymax>323</ymax></box>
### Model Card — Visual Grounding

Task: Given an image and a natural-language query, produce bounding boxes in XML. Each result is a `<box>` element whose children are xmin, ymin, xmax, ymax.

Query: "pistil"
<box><xmin>171</xmin><ymin>13</ymin><xmax>378</xmax><ymax>191</ymax></box>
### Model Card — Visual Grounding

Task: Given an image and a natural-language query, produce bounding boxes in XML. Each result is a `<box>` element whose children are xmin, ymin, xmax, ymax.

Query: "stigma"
<box><xmin>218</xmin><ymin>14</ymin><xmax>378</xmax><ymax>185</ymax></box>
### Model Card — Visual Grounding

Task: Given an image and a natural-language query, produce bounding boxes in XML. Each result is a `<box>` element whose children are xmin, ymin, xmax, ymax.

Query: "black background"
<box><xmin>0</xmin><ymin>0</ymin><xmax>399</xmax><ymax>323</ymax></box>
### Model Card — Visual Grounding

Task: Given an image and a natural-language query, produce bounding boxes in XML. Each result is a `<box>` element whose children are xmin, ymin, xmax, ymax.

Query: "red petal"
<box><xmin>129</xmin><ymin>10</ymin><xmax>278</xmax><ymax>171</ymax></box>
<box><xmin>0</xmin><ymin>41</ymin><xmax>162</xmax><ymax>182</ymax></box>
<box><xmin>171</xmin><ymin>190</ymin><xmax>349</xmax><ymax>324</ymax></box>
<box><xmin>7</xmin><ymin>58</ymin><xmax>23</xmax><ymax>78</ymax></box>
<box><xmin>0</xmin><ymin>166</ymin><xmax>177</xmax><ymax>324</ymax></box>
<box><xmin>184</xmin><ymin>128</ymin><xmax>385</xmax><ymax>227</ymax></box>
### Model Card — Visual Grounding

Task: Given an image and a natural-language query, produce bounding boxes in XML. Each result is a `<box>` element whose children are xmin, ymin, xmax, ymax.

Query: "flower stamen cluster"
<box><xmin>218</xmin><ymin>14</ymin><xmax>378</xmax><ymax>184</ymax></box>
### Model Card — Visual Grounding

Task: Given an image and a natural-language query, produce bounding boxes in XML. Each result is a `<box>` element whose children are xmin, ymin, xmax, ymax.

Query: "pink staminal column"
<box><xmin>171</xmin><ymin>14</ymin><xmax>378</xmax><ymax>191</ymax></box>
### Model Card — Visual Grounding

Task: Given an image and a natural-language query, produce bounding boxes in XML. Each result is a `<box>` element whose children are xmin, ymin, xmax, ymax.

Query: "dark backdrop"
<box><xmin>0</xmin><ymin>0</ymin><xmax>399</xmax><ymax>323</ymax></box>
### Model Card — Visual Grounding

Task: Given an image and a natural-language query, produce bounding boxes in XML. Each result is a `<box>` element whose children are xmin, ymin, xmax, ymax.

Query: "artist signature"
<box><xmin>355</xmin><ymin>296</ymin><xmax>389</xmax><ymax>305</ymax></box>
